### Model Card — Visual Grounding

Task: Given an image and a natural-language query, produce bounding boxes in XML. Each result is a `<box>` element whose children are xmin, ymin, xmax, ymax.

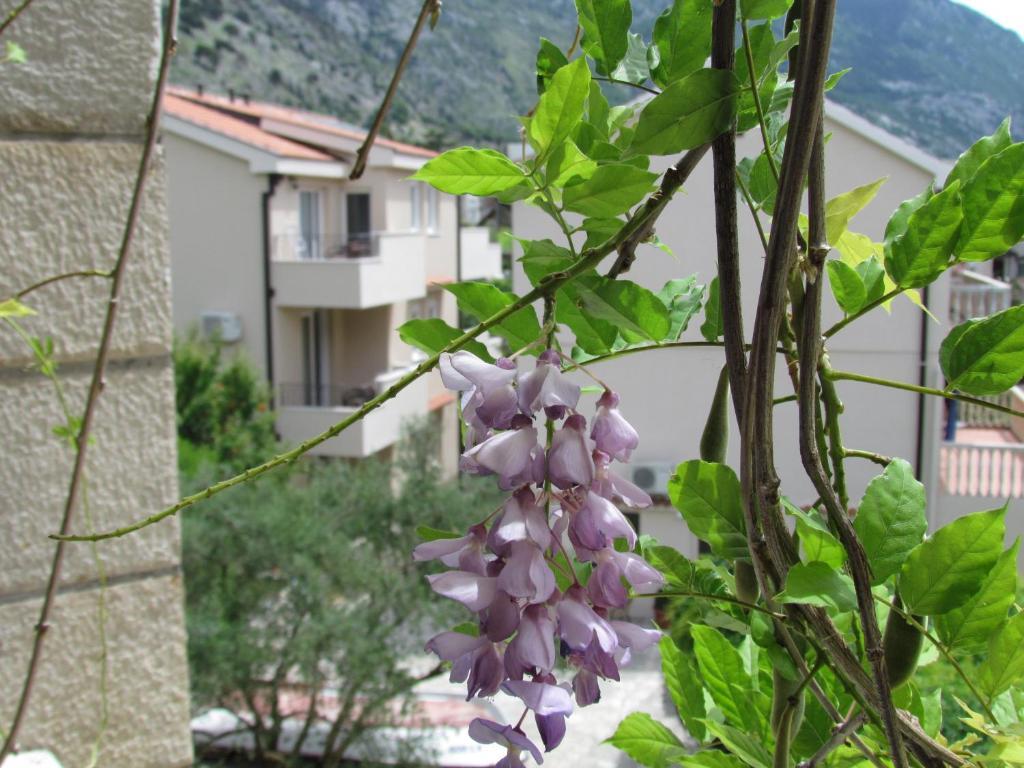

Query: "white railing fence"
<box><xmin>949</xmin><ymin>268</ymin><xmax>1012</xmax><ymax>324</ymax></box>
<box><xmin>958</xmin><ymin>391</ymin><xmax>1016</xmax><ymax>429</ymax></box>
<box><xmin>939</xmin><ymin>442</ymin><xmax>1024</xmax><ymax>498</ymax></box>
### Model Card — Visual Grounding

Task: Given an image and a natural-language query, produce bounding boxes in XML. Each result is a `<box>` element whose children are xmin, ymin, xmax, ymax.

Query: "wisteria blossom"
<box><xmin>416</xmin><ymin>349</ymin><xmax>664</xmax><ymax>767</ymax></box>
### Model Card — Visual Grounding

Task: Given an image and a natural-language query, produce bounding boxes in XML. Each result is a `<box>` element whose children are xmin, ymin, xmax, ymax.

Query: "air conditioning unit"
<box><xmin>201</xmin><ymin>311</ymin><xmax>243</xmax><ymax>343</ymax></box>
<box><xmin>629</xmin><ymin>461</ymin><xmax>677</xmax><ymax>497</ymax></box>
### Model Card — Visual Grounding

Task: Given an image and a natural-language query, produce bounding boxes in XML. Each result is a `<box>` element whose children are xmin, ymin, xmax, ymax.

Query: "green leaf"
<box><xmin>606</xmin><ymin>712</ymin><xmax>687</xmax><ymax>768</ymax></box>
<box><xmin>658</xmin><ymin>276</ymin><xmax>705</xmax><ymax>341</ymax></box>
<box><xmin>610</xmin><ymin>32</ymin><xmax>650</xmax><ymax>85</ymax></box>
<box><xmin>575</xmin><ymin>275</ymin><xmax>670</xmax><ymax>341</ymax></box>
<box><xmin>776</xmin><ymin>561</ymin><xmax>858</xmax><ymax>614</ymax></box>
<box><xmin>884</xmin><ymin>186</ymin><xmax>933</xmax><ymax>251</ymax></box>
<box><xmin>856</xmin><ymin>256</ymin><xmax>887</xmax><ymax>305</ymax></box>
<box><xmin>5</xmin><ymin>41</ymin><xmax>26</xmax><ymax>63</ymax></box>
<box><xmin>563</xmin><ymin>163</ymin><xmax>658</xmax><ymax>218</ymax></box>
<box><xmin>631</xmin><ymin>69</ymin><xmax>740</xmax><ymax>155</ymax></box>
<box><xmin>580</xmin><ymin>217</ymin><xmax>624</xmax><ymax>250</ymax></box>
<box><xmin>519</xmin><ymin>238</ymin><xmax>575</xmax><ymax>287</ymax></box>
<box><xmin>853</xmin><ymin>458</ymin><xmax>928</xmax><ymax>585</ymax></box>
<box><xmin>700</xmin><ymin>277</ymin><xmax>723</xmax><ymax>342</ymax></box>
<box><xmin>397</xmin><ymin>318</ymin><xmax>493</xmax><ymax>362</ymax></box>
<box><xmin>411</xmin><ymin>147</ymin><xmax>528</xmax><ymax>196</ymax></box>
<box><xmin>702</xmin><ymin>721</ymin><xmax>773</xmax><ymax>768</ymax></box>
<box><xmin>979</xmin><ymin>612</ymin><xmax>1024</xmax><ymax>700</ymax></box>
<box><xmin>747</xmin><ymin>151</ymin><xmax>778</xmax><ymax>214</ymax></box>
<box><xmin>555</xmin><ymin>290</ymin><xmax>619</xmax><ymax>354</ymax></box>
<box><xmin>536</xmin><ymin>37</ymin><xmax>569</xmax><ymax>94</ymax></box>
<box><xmin>955</xmin><ymin>142</ymin><xmax>1024</xmax><ymax>262</ymax></box>
<box><xmin>942</xmin><ymin>305</ymin><xmax>1024</xmax><ymax>395</ymax></box>
<box><xmin>936</xmin><ymin>539</ymin><xmax>1019</xmax><ymax>653</ymax></box>
<box><xmin>679</xmin><ymin>751</ymin><xmax>745</xmax><ymax>768</ymax></box>
<box><xmin>946</xmin><ymin>118</ymin><xmax>1013</xmax><ymax>190</ymax></box>
<box><xmin>691</xmin><ymin>625</ymin><xmax>754</xmax><ymax>730</ymax></box>
<box><xmin>443</xmin><ymin>282</ymin><xmax>542</xmax><ymax>351</ymax></box>
<box><xmin>885</xmin><ymin>180</ymin><xmax>963</xmax><ymax>288</ymax></box>
<box><xmin>546</xmin><ymin>139</ymin><xmax>598</xmax><ymax>187</ymax></box>
<box><xmin>575</xmin><ymin>0</ymin><xmax>632</xmax><ymax>75</ymax></box>
<box><xmin>651</xmin><ymin>0</ymin><xmax>712</xmax><ymax>87</ymax></box>
<box><xmin>741</xmin><ymin>0</ymin><xmax>793</xmax><ymax>21</ymax></box>
<box><xmin>659</xmin><ymin>636</ymin><xmax>707</xmax><ymax>742</ymax></box>
<box><xmin>588</xmin><ymin>81</ymin><xmax>612</xmax><ymax>135</ymax></box>
<box><xmin>899</xmin><ymin>505</ymin><xmax>1006</xmax><ymax>616</ymax></box>
<box><xmin>827</xmin><ymin>260</ymin><xmax>867</xmax><ymax>315</ymax></box>
<box><xmin>939</xmin><ymin>317</ymin><xmax>978</xmax><ymax>378</ymax></box>
<box><xmin>825</xmin><ymin>178</ymin><xmax>887</xmax><ymax>244</ymax></box>
<box><xmin>792</xmin><ymin>509</ymin><xmax>846</xmax><ymax>569</ymax></box>
<box><xmin>529</xmin><ymin>57</ymin><xmax>592</xmax><ymax>159</ymax></box>
<box><xmin>0</xmin><ymin>298</ymin><xmax>35</xmax><ymax>318</ymax></box>
<box><xmin>668</xmin><ymin>460</ymin><xmax>748</xmax><ymax>560</ymax></box>
<box><xmin>416</xmin><ymin>525</ymin><xmax>462</xmax><ymax>541</ymax></box>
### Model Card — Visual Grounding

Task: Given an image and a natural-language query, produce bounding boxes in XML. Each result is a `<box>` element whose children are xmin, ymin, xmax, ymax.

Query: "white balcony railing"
<box><xmin>274</xmin><ymin>365</ymin><xmax>428</xmax><ymax>458</ymax></box>
<box><xmin>949</xmin><ymin>268</ymin><xmax>1012</xmax><ymax>324</ymax></box>
<box><xmin>271</xmin><ymin>231</ymin><xmax>426</xmax><ymax>309</ymax></box>
<box><xmin>940</xmin><ymin>441</ymin><xmax>1024</xmax><ymax>498</ymax></box>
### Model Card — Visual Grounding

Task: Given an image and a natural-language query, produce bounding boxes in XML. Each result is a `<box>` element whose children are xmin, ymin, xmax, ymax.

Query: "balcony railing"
<box><xmin>949</xmin><ymin>268</ymin><xmax>1012</xmax><ymax>324</ymax></box>
<box><xmin>274</xmin><ymin>365</ymin><xmax>428</xmax><ymax>457</ymax></box>
<box><xmin>271</xmin><ymin>231</ymin><xmax>426</xmax><ymax>308</ymax></box>
<box><xmin>940</xmin><ymin>441</ymin><xmax>1024</xmax><ymax>498</ymax></box>
<box><xmin>272</xmin><ymin>232</ymin><xmax>382</xmax><ymax>262</ymax></box>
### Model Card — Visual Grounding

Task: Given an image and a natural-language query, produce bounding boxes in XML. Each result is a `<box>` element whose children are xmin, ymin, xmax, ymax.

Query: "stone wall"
<box><xmin>0</xmin><ymin>1</ymin><xmax>193</xmax><ymax>765</ymax></box>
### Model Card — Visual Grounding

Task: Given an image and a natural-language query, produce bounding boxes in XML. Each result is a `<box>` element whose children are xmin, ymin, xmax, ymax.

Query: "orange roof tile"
<box><xmin>164</xmin><ymin>93</ymin><xmax>336</xmax><ymax>162</ymax></box>
<box><xmin>429</xmin><ymin>392</ymin><xmax>456</xmax><ymax>411</ymax></box>
<box><xmin>167</xmin><ymin>86</ymin><xmax>439</xmax><ymax>159</ymax></box>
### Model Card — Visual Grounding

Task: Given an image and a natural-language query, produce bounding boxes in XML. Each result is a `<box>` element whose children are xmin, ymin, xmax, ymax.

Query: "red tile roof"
<box><xmin>164</xmin><ymin>93</ymin><xmax>336</xmax><ymax>162</ymax></box>
<box><xmin>166</xmin><ymin>86</ymin><xmax>438</xmax><ymax>160</ymax></box>
<box><xmin>429</xmin><ymin>392</ymin><xmax>456</xmax><ymax>411</ymax></box>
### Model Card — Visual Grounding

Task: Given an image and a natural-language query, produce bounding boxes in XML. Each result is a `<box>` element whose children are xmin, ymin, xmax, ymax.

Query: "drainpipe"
<box><xmin>262</xmin><ymin>173</ymin><xmax>282</xmax><ymax>406</ymax></box>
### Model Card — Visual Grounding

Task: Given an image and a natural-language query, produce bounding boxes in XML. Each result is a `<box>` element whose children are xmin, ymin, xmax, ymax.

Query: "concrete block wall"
<box><xmin>0</xmin><ymin>1</ymin><xmax>193</xmax><ymax>765</ymax></box>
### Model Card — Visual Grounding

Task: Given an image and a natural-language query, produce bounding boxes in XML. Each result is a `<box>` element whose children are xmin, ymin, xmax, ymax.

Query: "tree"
<box><xmin>184</xmin><ymin>421</ymin><xmax>501</xmax><ymax>766</ymax></box>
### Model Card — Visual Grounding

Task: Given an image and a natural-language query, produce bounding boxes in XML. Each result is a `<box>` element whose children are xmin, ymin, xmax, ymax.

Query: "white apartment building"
<box><xmin>512</xmin><ymin>101</ymin><xmax>1024</xmax><ymax>564</ymax></box>
<box><xmin>162</xmin><ymin>87</ymin><xmax>501</xmax><ymax>465</ymax></box>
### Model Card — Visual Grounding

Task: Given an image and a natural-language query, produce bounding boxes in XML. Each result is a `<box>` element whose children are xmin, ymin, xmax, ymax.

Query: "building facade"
<box><xmin>163</xmin><ymin>88</ymin><xmax>500</xmax><ymax>467</ymax></box>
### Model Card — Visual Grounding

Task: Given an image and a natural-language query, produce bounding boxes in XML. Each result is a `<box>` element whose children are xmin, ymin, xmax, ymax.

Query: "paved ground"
<box><xmin>413</xmin><ymin>648</ymin><xmax>691</xmax><ymax>768</ymax></box>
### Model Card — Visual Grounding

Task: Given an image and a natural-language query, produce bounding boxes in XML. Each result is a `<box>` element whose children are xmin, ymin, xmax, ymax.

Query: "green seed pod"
<box><xmin>771</xmin><ymin>668</ymin><xmax>806</xmax><ymax>756</ymax></box>
<box><xmin>700</xmin><ymin>365</ymin><xmax>730</xmax><ymax>465</ymax></box>
<box><xmin>883</xmin><ymin>595</ymin><xmax>924</xmax><ymax>689</ymax></box>
<box><xmin>734</xmin><ymin>560</ymin><xmax>760</xmax><ymax>605</ymax></box>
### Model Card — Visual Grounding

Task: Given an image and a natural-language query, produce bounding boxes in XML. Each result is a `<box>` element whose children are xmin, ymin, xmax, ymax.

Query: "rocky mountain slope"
<box><xmin>171</xmin><ymin>0</ymin><xmax>1024</xmax><ymax>158</ymax></box>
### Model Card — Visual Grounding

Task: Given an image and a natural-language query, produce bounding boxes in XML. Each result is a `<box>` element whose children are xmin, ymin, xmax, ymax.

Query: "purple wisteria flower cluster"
<box><xmin>414</xmin><ymin>349</ymin><xmax>664</xmax><ymax>767</ymax></box>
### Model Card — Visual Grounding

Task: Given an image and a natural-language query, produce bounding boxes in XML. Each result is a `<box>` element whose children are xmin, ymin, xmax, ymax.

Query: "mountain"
<box><xmin>170</xmin><ymin>0</ymin><xmax>1024</xmax><ymax>158</ymax></box>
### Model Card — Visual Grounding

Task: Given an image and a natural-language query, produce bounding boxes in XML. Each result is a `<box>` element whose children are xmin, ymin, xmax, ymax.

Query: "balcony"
<box><xmin>274</xmin><ymin>366</ymin><xmax>429</xmax><ymax>458</ymax></box>
<box><xmin>272</xmin><ymin>232</ymin><xmax>426</xmax><ymax>309</ymax></box>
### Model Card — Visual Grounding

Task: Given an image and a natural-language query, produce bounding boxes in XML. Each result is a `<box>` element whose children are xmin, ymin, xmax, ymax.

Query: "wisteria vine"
<box><xmin>414</xmin><ymin>350</ymin><xmax>664</xmax><ymax>766</ymax></box>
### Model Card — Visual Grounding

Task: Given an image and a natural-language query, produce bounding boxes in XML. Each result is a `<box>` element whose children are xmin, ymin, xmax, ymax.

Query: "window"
<box><xmin>298</xmin><ymin>190</ymin><xmax>321</xmax><ymax>260</ymax></box>
<box><xmin>410</xmin><ymin>183</ymin><xmax>422</xmax><ymax>232</ymax></box>
<box><xmin>345</xmin><ymin>192</ymin><xmax>371</xmax><ymax>257</ymax></box>
<box><xmin>410</xmin><ymin>184</ymin><xmax>423</xmax><ymax>231</ymax></box>
<box><xmin>427</xmin><ymin>187</ymin><xmax>439</xmax><ymax>234</ymax></box>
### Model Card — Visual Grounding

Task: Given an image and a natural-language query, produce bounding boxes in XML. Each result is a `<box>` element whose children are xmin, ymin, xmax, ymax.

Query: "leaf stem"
<box><xmin>591</xmin><ymin>75</ymin><xmax>661</xmax><ymax>95</ymax></box>
<box><xmin>827</xmin><ymin>370</ymin><xmax>1024</xmax><ymax>419</ymax></box>
<box><xmin>842</xmin><ymin>448</ymin><xmax>892</xmax><ymax>467</ymax></box>
<box><xmin>822</xmin><ymin>288</ymin><xmax>902</xmax><ymax>338</ymax></box>
<box><xmin>797</xmin><ymin>711</ymin><xmax>869</xmax><ymax>768</ymax></box>
<box><xmin>741</xmin><ymin>20</ymin><xmax>781</xmax><ymax>184</ymax></box>
<box><xmin>14</xmin><ymin>269</ymin><xmax>112</xmax><ymax>300</ymax></box>
<box><xmin>0</xmin><ymin>0</ymin><xmax>36</xmax><ymax>38</ymax></box>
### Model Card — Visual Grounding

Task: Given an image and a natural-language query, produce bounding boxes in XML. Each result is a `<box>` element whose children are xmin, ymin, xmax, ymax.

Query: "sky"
<box><xmin>951</xmin><ymin>0</ymin><xmax>1024</xmax><ymax>40</ymax></box>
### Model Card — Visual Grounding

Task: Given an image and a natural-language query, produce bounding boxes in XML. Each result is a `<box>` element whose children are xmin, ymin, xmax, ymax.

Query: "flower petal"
<box><xmin>611</xmin><ymin>620</ymin><xmax>662</xmax><ymax>653</ymax></box>
<box><xmin>427</xmin><ymin>571</ymin><xmax>498</xmax><ymax>612</ymax></box>
<box><xmin>502</xmin><ymin>679</ymin><xmax>574</xmax><ymax>717</ymax></box>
